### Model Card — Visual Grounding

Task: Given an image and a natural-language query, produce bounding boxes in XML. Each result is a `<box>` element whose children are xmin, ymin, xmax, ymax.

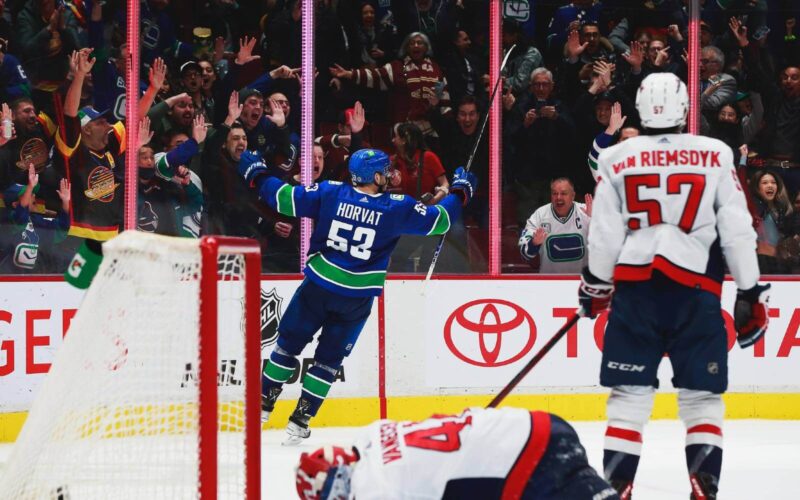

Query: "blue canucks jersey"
<box><xmin>258</xmin><ymin>178</ymin><xmax>462</xmax><ymax>297</ymax></box>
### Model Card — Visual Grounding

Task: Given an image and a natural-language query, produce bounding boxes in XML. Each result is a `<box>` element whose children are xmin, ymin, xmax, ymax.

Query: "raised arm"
<box><xmin>65</xmin><ymin>49</ymin><xmax>95</xmax><ymax>117</ymax></box>
<box><xmin>139</xmin><ymin>58</ymin><xmax>167</xmax><ymax>117</ymax></box>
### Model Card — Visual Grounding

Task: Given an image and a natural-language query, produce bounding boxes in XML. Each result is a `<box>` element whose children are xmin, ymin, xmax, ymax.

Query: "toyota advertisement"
<box><xmin>2</xmin><ymin>277</ymin><xmax>799</xmax><ymax>414</ymax></box>
<box><xmin>383</xmin><ymin>279</ymin><xmax>800</xmax><ymax>393</ymax></box>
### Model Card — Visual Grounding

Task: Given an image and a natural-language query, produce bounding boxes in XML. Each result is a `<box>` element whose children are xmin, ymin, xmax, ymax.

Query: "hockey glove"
<box><xmin>578</xmin><ymin>267</ymin><xmax>614</xmax><ymax>318</ymax></box>
<box><xmin>450</xmin><ymin>167</ymin><xmax>477</xmax><ymax>206</ymax></box>
<box><xmin>295</xmin><ymin>446</ymin><xmax>357</xmax><ymax>500</ymax></box>
<box><xmin>238</xmin><ymin>150</ymin><xmax>270</xmax><ymax>188</ymax></box>
<box><xmin>734</xmin><ymin>283</ymin><xmax>771</xmax><ymax>348</ymax></box>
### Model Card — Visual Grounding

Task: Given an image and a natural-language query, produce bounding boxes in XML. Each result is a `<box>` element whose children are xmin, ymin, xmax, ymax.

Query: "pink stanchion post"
<box><xmin>299</xmin><ymin>0</ymin><xmax>315</xmax><ymax>270</ymax></box>
<box><xmin>489</xmin><ymin>0</ymin><xmax>501</xmax><ymax>275</ymax></box>
<box><xmin>687</xmin><ymin>0</ymin><xmax>701</xmax><ymax>135</ymax></box>
<box><xmin>124</xmin><ymin>0</ymin><xmax>140</xmax><ymax>231</ymax></box>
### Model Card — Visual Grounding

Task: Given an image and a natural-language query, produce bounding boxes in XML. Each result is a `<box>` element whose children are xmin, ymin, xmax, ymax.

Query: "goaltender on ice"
<box><xmin>578</xmin><ymin>72</ymin><xmax>770</xmax><ymax>500</ymax></box>
<box><xmin>238</xmin><ymin>147</ymin><xmax>477</xmax><ymax>445</ymax></box>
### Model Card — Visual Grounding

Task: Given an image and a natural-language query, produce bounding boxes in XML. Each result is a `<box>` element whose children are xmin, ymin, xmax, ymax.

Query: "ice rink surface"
<box><xmin>260</xmin><ymin>419</ymin><xmax>799</xmax><ymax>499</ymax></box>
<box><xmin>2</xmin><ymin>420</ymin><xmax>798</xmax><ymax>499</ymax></box>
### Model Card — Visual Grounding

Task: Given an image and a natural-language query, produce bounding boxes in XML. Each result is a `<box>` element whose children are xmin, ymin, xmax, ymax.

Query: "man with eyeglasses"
<box><xmin>699</xmin><ymin>46</ymin><xmax>737</xmax><ymax>112</ymax></box>
<box><xmin>567</xmin><ymin>22</ymin><xmax>615</xmax><ymax>67</ymax></box>
<box><xmin>504</xmin><ymin>67</ymin><xmax>577</xmax><ymax>226</ymax></box>
<box><xmin>547</xmin><ymin>0</ymin><xmax>603</xmax><ymax>53</ymax></box>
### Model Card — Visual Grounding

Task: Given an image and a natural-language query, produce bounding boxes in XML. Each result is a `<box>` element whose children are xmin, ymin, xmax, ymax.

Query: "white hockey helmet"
<box><xmin>635</xmin><ymin>73</ymin><xmax>689</xmax><ymax>129</ymax></box>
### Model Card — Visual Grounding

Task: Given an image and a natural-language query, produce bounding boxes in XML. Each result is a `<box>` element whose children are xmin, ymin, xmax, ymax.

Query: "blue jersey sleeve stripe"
<box><xmin>426</xmin><ymin>205</ymin><xmax>451</xmax><ymax>236</ymax></box>
<box><xmin>276</xmin><ymin>184</ymin><xmax>296</xmax><ymax>216</ymax></box>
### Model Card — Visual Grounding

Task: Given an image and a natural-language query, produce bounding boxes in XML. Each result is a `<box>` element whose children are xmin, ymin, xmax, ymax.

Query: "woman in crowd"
<box><xmin>350</xmin><ymin>2</ymin><xmax>397</xmax><ymax>68</ymax></box>
<box><xmin>329</xmin><ymin>32</ymin><xmax>452</xmax><ymax>146</ymax></box>
<box><xmin>776</xmin><ymin>190</ymin><xmax>800</xmax><ymax>273</ymax></box>
<box><xmin>705</xmin><ymin>103</ymin><xmax>743</xmax><ymax>162</ymax></box>
<box><xmin>389</xmin><ymin>121</ymin><xmax>448</xmax><ymax>205</ymax></box>
<box><xmin>386</xmin><ymin>121</ymin><xmax>465</xmax><ymax>272</ymax></box>
<box><xmin>750</xmin><ymin>170</ymin><xmax>793</xmax><ymax>273</ymax></box>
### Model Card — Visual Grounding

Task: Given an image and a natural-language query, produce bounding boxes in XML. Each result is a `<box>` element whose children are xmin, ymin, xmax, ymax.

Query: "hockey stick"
<box><xmin>421</xmin><ymin>45</ymin><xmax>516</xmax><ymax>290</ymax></box>
<box><xmin>486</xmin><ymin>310</ymin><xmax>583</xmax><ymax>409</ymax></box>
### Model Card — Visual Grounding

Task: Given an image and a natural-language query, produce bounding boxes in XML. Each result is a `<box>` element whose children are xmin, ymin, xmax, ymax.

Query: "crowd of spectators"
<box><xmin>1</xmin><ymin>0</ymin><xmax>800</xmax><ymax>275</ymax></box>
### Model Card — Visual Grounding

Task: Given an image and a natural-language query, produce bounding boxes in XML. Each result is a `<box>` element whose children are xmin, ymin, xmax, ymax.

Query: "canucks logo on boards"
<box><xmin>260</xmin><ymin>287</ymin><xmax>283</xmax><ymax>350</ymax></box>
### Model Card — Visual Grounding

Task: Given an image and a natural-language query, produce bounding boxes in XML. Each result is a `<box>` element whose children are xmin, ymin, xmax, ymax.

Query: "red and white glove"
<box><xmin>734</xmin><ymin>283</ymin><xmax>770</xmax><ymax>348</ymax></box>
<box><xmin>296</xmin><ymin>446</ymin><xmax>358</xmax><ymax>500</ymax></box>
<box><xmin>578</xmin><ymin>267</ymin><xmax>614</xmax><ymax>318</ymax></box>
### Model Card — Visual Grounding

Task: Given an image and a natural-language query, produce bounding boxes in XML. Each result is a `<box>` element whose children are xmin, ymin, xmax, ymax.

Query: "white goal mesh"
<box><xmin>0</xmin><ymin>232</ymin><xmax>261</xmax><ymax>499</ymax></box>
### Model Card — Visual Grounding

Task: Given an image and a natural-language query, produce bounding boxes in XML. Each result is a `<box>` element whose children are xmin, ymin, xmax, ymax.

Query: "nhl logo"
<box><xmin>260</xmin><ymin>288</ymin><xmax>283</xmax><ymax>351</ymax></box>
<box><xmin>707</xmin><ymin>362</ymin><xmax>719</xmax><ymax>375</ymax></box>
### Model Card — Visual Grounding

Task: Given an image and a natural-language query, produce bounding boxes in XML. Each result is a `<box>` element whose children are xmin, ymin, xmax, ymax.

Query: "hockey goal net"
<box><xmin>0</xmin><ymin>232</ymin><xmax>262</xmax><ymax>499</ymax></box>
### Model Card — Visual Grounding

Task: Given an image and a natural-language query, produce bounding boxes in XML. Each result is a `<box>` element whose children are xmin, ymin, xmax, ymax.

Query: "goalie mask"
<box><xmin>296</xmin><ymin>445</ymin><xmax>359</xmax><ymax>500</ymax></box>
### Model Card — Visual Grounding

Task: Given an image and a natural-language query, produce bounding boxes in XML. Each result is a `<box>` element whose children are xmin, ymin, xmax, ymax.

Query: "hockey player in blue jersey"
<box><xmin>238</xmin><ymin>148</ymin><xmax>477</xmax><ymax>444</ymax></box>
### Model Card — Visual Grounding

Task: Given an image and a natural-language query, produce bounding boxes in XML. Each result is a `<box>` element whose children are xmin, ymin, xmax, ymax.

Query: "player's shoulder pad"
<box><xmin>694</xmin><ymin>135</ymin><xmax>728</xmax><ymax>147</ymax></box>
<box><xmin>683</xmin><ymin>135</ymin><xmax>737</xmax><ymax>171</ymax></box>
<box><xmin>596</xmin><ymin>135</ymin><xmax>638</xmax><ymax>162</ymax></box>
<box><xmin>595</xmin><ymin>135</ymin><xmax>648</xmax><ymax>177</ymax></box>
<box><xmin>695</xmin><ymin>136</ymin><xmax>736</xmax><ymax>157</ymax></box>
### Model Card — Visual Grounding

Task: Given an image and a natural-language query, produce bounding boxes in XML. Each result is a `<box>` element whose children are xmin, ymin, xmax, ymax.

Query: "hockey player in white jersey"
<box><xmin>577</xmin><ymin>73</ymin><xmax>770</xmax><ymax>500</ymax></box>
<box><xmin>519</xmin><ymin>177</ymin><xmax>591</xmax><ymax>273</ymax></box>
<box><xmin>294</xmin><ymin>407</ymin><xmax>618</xmax><ymax>500</ymax></box>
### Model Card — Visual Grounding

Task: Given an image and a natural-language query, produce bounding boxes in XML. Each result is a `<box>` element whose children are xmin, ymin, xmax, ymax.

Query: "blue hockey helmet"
<box><xmin>348</xmin><ymin>148</ymin><xmax>390</xmax><ymax>184</ymax></box>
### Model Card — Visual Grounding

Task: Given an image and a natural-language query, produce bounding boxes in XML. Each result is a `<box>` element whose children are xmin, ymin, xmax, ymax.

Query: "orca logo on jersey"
<box><xmin>260</xmin><ymin>288</ymin><xmax>283</xmax><ymax>350</ymax></box>
<box><xmin>444</xmin><ymin>299</ymin><xmax>536</xmax><ymax>367</ymax></box>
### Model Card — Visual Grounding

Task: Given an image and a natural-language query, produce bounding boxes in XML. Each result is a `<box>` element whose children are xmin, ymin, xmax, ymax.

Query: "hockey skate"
<box><xmin>261</xmin><ymin>386</ymin><xmax>282</xmax><ymax>423</ymax></box>
<box><xmin>610</xmin><ymin>479</ymin><xmax>633</xmax><ymax>500</ymax></box>
<box><xmin>282</xmin><ymin>398</ymin><xmax>312</xmax><ymax>446</ymax></box>
<box><xmin>689</xmin><ymin>473</ymin><xmax>718</xmax><ymax>500</ymax></box>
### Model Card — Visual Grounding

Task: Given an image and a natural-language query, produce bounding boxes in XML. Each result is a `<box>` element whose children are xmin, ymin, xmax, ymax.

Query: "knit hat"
<box><xmin>238</xmin><ymin>88</ymin><xmax>264</xmax><ymax>103</ymax></box>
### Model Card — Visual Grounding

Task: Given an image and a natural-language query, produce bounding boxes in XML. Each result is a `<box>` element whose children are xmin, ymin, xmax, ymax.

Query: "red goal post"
<box><xmin>0</xmin><ymin>232</ymin><xmax>262</xmax><ymax>500</ymax></box>
<box><xmin>199</xmin><ymin>236</ymin><xmax>262</xmax><ymax>500</ymax></box>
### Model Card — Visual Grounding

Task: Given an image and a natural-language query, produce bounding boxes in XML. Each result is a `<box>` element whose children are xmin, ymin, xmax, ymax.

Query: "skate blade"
<box><xmin>282</xmin><ymin>434</ymin><xmax>306</xmax><ymax>446</ymax></box>
<box><xmin>282</xmin><ymin>421</ymin><xmax>310</xmax><ymax>446</ymax></box>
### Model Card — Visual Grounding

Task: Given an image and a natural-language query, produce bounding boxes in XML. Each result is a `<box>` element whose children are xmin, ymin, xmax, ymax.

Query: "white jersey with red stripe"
<box><xmin>590</xmin><ymin>133</ymin><xmax>759</xmax><ymax>294</ymax></box>
<box><xmin>349</xmin><ymin>407</ymin><xmax>549</xmax><ymax>500</ymax></box>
